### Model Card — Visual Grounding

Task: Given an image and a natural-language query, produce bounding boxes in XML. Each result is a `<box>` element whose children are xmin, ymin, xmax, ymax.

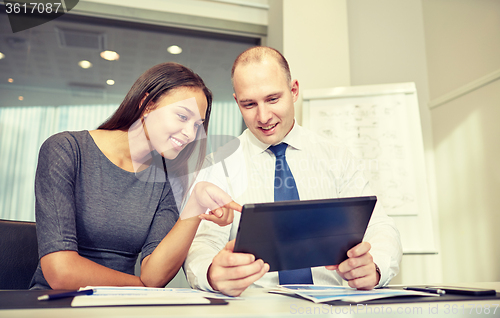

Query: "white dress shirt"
<box><xmin>184</xmin><ymin>123</ymin><xmax>402</xmax><ymax>291</ymax></box>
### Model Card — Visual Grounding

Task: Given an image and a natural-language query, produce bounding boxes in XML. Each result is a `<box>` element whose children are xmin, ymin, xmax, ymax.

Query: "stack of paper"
<box><xmin>271</xmin><ymin>285</ymin><xmax>439</xmax><ymax>303</ymax></box>
<box><xmin>71</xmin><ymin>286</ymin><xmax>237</xmax><ymax>307</ymax></box>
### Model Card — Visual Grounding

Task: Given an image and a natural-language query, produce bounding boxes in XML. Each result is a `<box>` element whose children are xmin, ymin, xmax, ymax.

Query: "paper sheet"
<box><xmin>71</xmin><ymin>286</ymin><xmax>236</xmax><ymax>307</ymax></box>
<box><xmin>271</xmin><ymin>285</ymin><xmax>439</xmax><ymax>303</ymax></box>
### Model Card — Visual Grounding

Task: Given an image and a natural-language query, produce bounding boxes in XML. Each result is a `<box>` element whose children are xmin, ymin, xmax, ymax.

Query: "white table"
<box><xmin>1</xmin><ymin>282</ymin><xmax>498</xmax><ymax>318</ymax></box>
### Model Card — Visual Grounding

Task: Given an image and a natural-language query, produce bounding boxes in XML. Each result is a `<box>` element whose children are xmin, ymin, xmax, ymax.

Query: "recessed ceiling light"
<box><xmin>167</xmin><ymin>45</ymin><xmax>182</xmax><ymax>55</ymax></box>
<box><xmin>18</xmin><ymin>96</ymin><xmax>24</xmax><ymax>101</ymax></box>
<box><xmin>0</xmin><ymin>52</ymin><xmax>5</xmax><ymax>59</ymax></box>
<box><xmin>100</xmin><ymin>50</ymin><xmax>120</xmax><ymax>61</ymax></box>
<box><xmin>8</xmin><ymin>78</ymin><xmax>13</xmax><ymax>83</ymax></box>
<box><xmin>78</xmin><ymin>60</ymin><xmax>92</xmax><ymax>69</ymax></box>
<box><xmin>106</xmin><ymin>79</ymin><xmax>115</xmax><ymax>85</ymax></box>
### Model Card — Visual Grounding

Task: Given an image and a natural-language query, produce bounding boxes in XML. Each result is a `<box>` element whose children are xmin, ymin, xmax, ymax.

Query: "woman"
<box><xmin>30</xmin><ymin>62</ymin><xmax>239</xmax><ymax>289</ymax></box>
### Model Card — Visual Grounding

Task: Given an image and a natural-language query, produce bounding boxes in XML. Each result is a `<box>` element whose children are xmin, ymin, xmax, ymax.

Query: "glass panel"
<box><xmin>0</xmin><ymin>8</ymin><xmax>257</xmax><ymax>220</ymax></box>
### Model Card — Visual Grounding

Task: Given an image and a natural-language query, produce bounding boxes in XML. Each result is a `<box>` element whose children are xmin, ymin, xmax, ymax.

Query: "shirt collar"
<box><xmin>281</xmin><ymin>120</ymin><xmax>303</xmax><ymax>151</ymax></box>
<box><xmin>244</xmin><ymin>119</ymin><xmax>303</xmax><ymax>156</ymax></box>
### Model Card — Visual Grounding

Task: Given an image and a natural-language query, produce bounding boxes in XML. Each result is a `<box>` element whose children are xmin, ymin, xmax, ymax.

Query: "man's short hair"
<box><xmin>231</xmin><ymin>46</ymin><xmax>292</xmax><ymax>88</ymax></box>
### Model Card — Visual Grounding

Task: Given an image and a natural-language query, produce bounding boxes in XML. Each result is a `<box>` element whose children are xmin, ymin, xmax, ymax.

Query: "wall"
<box><xmin>423</xmin><ymin>0</ymin><xmax>500</xmax><ymax>100</ymax></box>
<box><xmin>347</xmin><ymin>0</ymin><xmax>500</xmax><ymax>283</ymax></box>
<box><xmin>423</xmin><ymin>0</ymin><xmax>500</xmax><ymax>283</ymax></box>
<box><xmin>346</xmin><ymin>0</ymin><xmax>441</xmax><ymax>284</ymax></box>
<box><xmin>268</xmin><ymin>0</ymin><xmax>351</xmax><ymax>125</ymax></box>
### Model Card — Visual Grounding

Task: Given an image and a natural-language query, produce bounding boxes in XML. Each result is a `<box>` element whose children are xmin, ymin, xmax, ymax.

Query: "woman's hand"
<box><xmin>182</xmin><ymin>181</ymin><xmax>241</xmax><ymax>226</ymax></box>
<box><xmin>199</xmin><ymin>204</ymin><xmax>236</xmax><ymax>226</ymax></box>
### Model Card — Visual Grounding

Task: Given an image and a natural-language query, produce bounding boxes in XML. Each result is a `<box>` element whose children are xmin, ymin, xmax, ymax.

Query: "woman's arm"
<box><xmin>139</xmin><ymin>181</ymin><xmax>240</xmax><ymax>287</ymax></box>
<box><xmin>41</xmin><ymin>251</ymin><xmax>144</xmax><ymax>289</ymax></box>
<box><xmin>40</xmin><ymin>183</ymin><xmax>237</xmax><ymax>289</ymax></box>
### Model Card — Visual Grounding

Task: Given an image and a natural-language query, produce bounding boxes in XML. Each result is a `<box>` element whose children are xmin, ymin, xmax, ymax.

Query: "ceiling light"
<box><xmin>167</xmin><ymin>45</ymin><xmax>182</xmax><ymax>55</ymax></box>
<box><xmin>18</xmin><ymin>96</ymin><xmax>24</xmax><ymax>101</ymax></box>
<box><xmin>0</xmin><ymin>52</ymin><xmax>5</xmax><ymax>59</ymax></box>
<box><xmin>100</xmin><ymin>50</ymin><xmax>119</xmax><ymax>61</ymax></box>
<box><xmin>78</xmin><ymin>60</ymin><xmax>92</xmax><ymax>69</ymax></box>
<box><xmin>106</xmin><ymin>79</ymin><xmax>115</xmax><ymax>86</ymax></box>
<box><xmin>8</xmin><ymin>78</ymin><xmax>13</xmax><ymax>83</ymax></box>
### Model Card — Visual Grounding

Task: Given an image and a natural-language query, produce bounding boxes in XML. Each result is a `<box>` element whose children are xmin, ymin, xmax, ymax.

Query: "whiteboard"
<box><xmin>303</xmin><ymin>83</ymin><xmax>429</xmax><ymax>216</ymax></box>
<box><xmin>302</xmin><ymin>83</ymin><xmax>438</xmax><ymax>254</ymax></box>
<box><xmin>303</xmin><ymin>83</ymin><xmax>437</xmax><ymax>253</ymax></box>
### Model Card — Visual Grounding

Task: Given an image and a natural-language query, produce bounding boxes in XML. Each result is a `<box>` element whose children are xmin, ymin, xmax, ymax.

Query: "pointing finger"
<box><xmin>224</xmin><ymin>201</ymin><xmax>242</xmax><ymax>212</ymax></box>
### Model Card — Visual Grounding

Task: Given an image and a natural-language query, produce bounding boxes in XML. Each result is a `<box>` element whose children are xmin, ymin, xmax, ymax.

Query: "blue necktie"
<box><xmin>268</xmin><ymin>143</ymin><xmax>313</xmax><ymax>285</ymax></box>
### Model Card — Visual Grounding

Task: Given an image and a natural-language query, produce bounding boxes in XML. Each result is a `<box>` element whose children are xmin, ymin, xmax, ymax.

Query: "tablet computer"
<box><xmin>233</xmin><ymin>196</ymin><xmax>376</xmax><ymax>272</ymax></box>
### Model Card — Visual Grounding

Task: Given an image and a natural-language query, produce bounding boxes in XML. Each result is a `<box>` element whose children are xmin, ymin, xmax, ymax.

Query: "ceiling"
<box><xmin>0</xmin><ymin>9</ymin><xmax>259</xmax><ymax>107</ymax></box>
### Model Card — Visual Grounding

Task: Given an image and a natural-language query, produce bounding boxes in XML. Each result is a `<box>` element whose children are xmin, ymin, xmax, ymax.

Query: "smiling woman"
<box><xmin>142</xmin><ymin>88</ymin><xmax>208</xmax><ymax>161</ymax></box>
<box><xmin>97</xmin><ymin>62</ymin><xmax>213</xmax><ymax>194</ymax></box>
<box><xmin>30</xmin><ymin>62</ymin><xmax>241</xmax><ymax>290</ymax></box>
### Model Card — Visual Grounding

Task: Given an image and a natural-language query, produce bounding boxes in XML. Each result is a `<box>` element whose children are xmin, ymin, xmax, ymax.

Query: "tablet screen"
<box><xmin>234</xmin><ymin>196</ymin><xmax>376</xmax><ymax>271</ymax></box>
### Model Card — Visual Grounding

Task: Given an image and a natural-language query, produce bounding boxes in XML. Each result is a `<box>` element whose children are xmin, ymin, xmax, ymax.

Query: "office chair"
<box><xmin>0</xmin><ymin>219</ymin><xmax>39</xmax><ymax>289</ymax></box>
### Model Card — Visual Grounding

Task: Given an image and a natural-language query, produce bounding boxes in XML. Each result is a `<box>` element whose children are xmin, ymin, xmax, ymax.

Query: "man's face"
<box><xmin>232</xmin><ymin>58</ymin><xmax>298</xmax><ymax>145</ymax></box>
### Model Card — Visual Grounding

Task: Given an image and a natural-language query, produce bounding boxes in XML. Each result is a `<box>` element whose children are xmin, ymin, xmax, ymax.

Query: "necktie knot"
<box><xmin>268</xmin><ymin>143</ymin><xmax>288</xmax><ymax>158</ymax></box>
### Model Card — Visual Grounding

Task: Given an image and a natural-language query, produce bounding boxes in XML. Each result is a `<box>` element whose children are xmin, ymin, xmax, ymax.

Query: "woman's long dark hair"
<box><xmin>99</xmin><ymin>62</ymin><xmax>212</xmax><ymax>196</ymax></box>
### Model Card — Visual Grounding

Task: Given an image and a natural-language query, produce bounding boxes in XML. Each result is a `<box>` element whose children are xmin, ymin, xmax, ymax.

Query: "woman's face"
<box><xmin>144</xmin><ymin>87</ymin><xmax>208</xmax><ymax>159</ymax></box>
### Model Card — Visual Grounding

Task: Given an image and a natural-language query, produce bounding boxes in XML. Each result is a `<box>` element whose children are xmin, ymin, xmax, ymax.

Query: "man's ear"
<box><xmin>291</xmin><ymin>80</ymin><xmax>299</xmax><ymax>103</ymax></box>
<box><xmin>233</xmin><ymin>93</ymin><xmax>239</xmax><ymax>105</ymax></box>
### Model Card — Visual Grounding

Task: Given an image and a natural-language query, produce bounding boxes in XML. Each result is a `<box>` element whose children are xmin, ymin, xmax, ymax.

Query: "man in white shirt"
<box><xmin>184</xmin><ymin>46</ymin><xmax>402</xmax><ymax>296</ymax></box>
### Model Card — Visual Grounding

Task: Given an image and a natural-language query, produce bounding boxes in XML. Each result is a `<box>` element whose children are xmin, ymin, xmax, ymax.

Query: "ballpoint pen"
<box><xmin>37</xmin><ymin>289</ymin><xmax>94</xmax><ymax>301</ymax></box>
<box><xmin>403</xmin><ymin>287</ymin><xmax>446</xmax><ymax>295</ymax></box>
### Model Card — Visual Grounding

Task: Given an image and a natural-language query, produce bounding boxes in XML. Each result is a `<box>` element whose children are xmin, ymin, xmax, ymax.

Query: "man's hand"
<box><xmin>325</xmin><ymin>242</ymin><xmax>380</xmax><ymax>290</ymax></box>
<box><xmin>208</xmin><ymin>240</ymin><xmax>269</xmax><ymax>296</ymax></box>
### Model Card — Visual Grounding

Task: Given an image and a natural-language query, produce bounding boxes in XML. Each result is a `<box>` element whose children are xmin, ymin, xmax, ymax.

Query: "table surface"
<box><xmin>0</xmin><ymin>282</ymin><xmax>499</xmax><ymax>318</ymax></box>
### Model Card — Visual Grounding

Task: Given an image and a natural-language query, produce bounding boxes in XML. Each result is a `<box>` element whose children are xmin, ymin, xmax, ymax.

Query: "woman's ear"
<box><xmin>140</xmin><ymin>93</ymin><xmax>153</xmax><ymax>117</ymax></box>
<box><xmin>139</xmin><ymin>92</ymin><xmax>150</xmax><ymax>110</ymax></box>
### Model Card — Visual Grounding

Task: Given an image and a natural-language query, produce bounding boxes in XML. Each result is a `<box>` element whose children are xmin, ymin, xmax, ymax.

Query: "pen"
<box><xmin>37</xmin><ymin>289</ymin><xmax>94</xmax><ymax>301</ymax></box>
<box><xmin>404</xmin><ymin>287</ymin><xmax>446</xmax><ymax>295</ymax></box>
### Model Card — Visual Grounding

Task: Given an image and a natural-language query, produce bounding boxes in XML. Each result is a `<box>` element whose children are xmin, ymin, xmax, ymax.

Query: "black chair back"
<box><xmin>0</xmin><ymin>219</ymin><xmax>38</xmax><ymax>289</ymax></box>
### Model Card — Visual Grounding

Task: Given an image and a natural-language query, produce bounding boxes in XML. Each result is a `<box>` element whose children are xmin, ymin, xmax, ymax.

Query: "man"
<box><xmin>184</xmin><ymin>46</ymin><xmax>402</xmax><ymax>296</ymax></box>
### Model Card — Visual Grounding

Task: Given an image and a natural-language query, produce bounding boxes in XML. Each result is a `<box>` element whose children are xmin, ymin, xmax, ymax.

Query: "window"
<box><xmin>0</xmin><ymin>7</ymin><xmax>260</xmax><ymax>221</ymax></box>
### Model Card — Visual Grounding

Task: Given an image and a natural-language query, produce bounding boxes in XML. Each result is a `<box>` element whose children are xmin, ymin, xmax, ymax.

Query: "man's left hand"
<box><xmin>325</xmin><ymin>242</ymin><xmax>380</xmax><ymax>290</ymax></box>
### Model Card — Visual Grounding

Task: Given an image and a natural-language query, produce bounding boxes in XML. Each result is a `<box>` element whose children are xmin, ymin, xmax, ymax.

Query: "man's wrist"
<box><xmin>207</xmin><ymin>264</ymin><xmax>217</xmax><ymax>291</ymax></box>
<box><xmin>374</xmin><ymin>263</ymin><xmax>381</xmax><ymax>285</ymax></box>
